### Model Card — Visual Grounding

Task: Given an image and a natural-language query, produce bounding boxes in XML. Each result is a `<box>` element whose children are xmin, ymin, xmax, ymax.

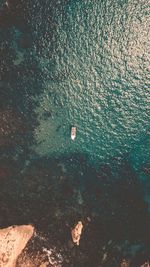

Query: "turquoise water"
<box><xmin>30</xmin><ymin>0</ymin><xmax>150</xmax><ymax>163</ymax></box>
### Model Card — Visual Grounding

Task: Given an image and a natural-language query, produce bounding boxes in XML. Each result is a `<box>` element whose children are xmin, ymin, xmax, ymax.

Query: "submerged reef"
<box><xmin>0</xmin><ymin>155</ymin><xmax>149</xmax><ymax>266</ymax></box>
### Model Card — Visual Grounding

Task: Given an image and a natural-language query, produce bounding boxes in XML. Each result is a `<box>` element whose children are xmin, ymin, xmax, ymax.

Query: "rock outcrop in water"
<box><xmin>0</xmin><ymin>156</ymin><xmax>149</xmax><ymax>266</ymax></box>
<box><xmin>0</xmin><ymin>225</ymin><xmax>34</xmax><ymax>267</ymax></box>
<box><xmin>71</xmin><ymin>221</ymin><xmax>83</xmax><ymax>245</ymax></box>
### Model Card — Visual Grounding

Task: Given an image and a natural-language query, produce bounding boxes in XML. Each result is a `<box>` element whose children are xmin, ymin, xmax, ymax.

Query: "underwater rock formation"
<box><xmin>0</xmin><ymin>155</ymin><xmax>149</xmax><ymax>266</ymax></box>
<box><xmin>0</xmin><ymin>108</ymin><xmax>27</xmax><ymax>147</ymax></box>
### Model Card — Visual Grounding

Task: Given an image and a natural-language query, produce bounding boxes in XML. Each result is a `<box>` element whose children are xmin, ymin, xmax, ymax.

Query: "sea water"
<box><xmin>0</xmin><ymin>0</ymin><xmax>150</xmax><ymax>263</ymax></box>
<box><xmin>29</xmin><ymin>0</ymin><xmax>149</xmax><ymax>165</ymax></box>
<box><xmin>0</xmin><ymin>0</ymin><xmax>149</xmax><ymax>165</ymax></box>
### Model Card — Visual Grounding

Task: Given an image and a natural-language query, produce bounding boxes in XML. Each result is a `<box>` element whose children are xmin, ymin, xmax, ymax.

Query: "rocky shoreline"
<box><xmin>0</xmin><ymin>156</ymin><xmax>149</xmax><ymax>267</ymax></box>
<box><xmin>0</xmin><ymin>223</ymin><xmax>149</xmax><ymax>267</ymax></box>
<box><xmin>0</xmin><ymin>225</ymin><xmax>34</xmax><ymax>267</ymax></box>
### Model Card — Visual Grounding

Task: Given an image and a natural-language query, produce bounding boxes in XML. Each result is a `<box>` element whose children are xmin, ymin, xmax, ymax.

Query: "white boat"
<box><xmin>71</xmin><ymin>126</ymin><xmax>77</xmax><ymax>140</ymax></box>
